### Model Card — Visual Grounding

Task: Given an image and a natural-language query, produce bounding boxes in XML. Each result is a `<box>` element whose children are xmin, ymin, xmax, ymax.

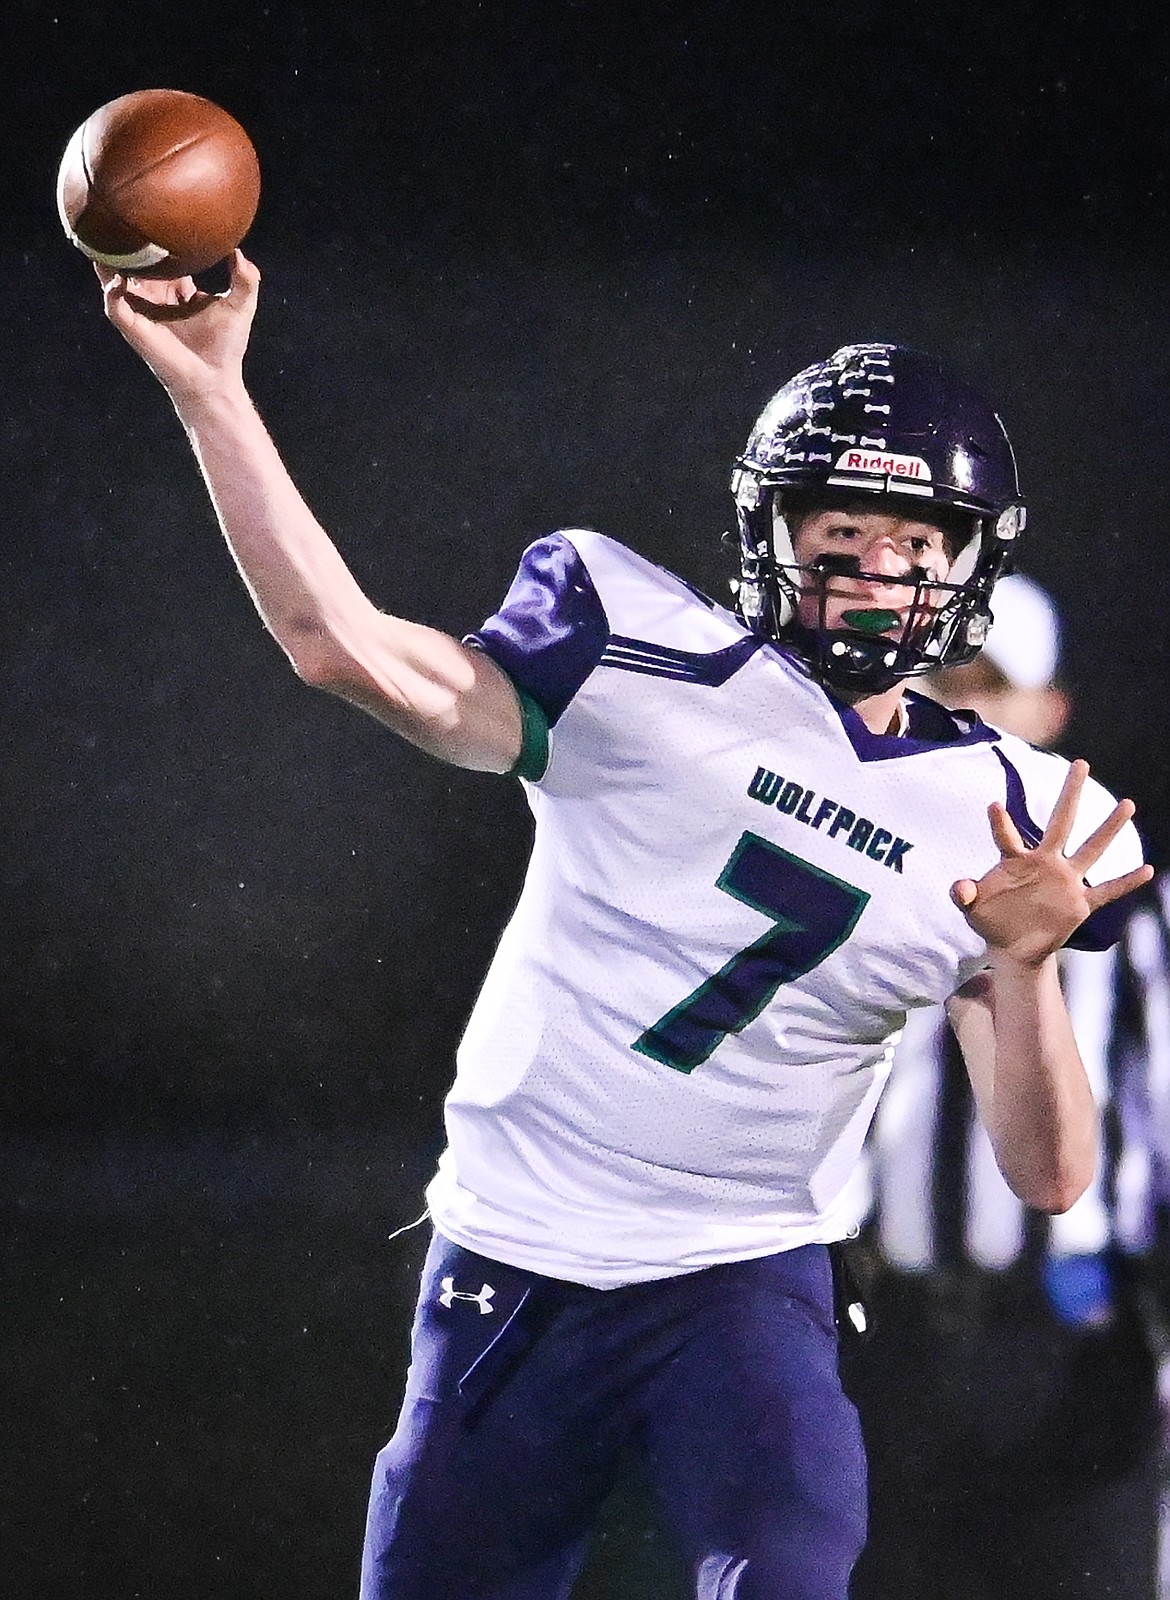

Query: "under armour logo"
<box><xmin>439</xmin><ymin>1276</ymin><xmax>496</xmax><ymax>1314</ymax></box>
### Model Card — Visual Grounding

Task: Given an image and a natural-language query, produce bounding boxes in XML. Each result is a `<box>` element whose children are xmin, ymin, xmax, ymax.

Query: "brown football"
<box><xmin>56</xmin><ymin>89</ymin><xmax>260</xmax><ymax>278</ymax></box>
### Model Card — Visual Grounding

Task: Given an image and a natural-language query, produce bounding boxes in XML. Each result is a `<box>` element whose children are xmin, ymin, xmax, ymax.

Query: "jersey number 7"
<box><xmin>633</xmin><ymin>832</ymin><xmax>871</xmax><ymax>1073</ymax></box>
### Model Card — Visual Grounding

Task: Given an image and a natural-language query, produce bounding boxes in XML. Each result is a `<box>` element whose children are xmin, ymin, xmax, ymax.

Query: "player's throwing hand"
<box><xmin>950</xmin><ymin>759</ymin><xmax>1154</xmax><ymax>966</ymax></box>
<box><xmin>95</xmin><ymin>248</ymin><xmax>260</xmax><ymax>407</ymax></box>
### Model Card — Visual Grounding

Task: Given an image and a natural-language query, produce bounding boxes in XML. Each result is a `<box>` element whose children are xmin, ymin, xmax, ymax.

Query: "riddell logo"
<box><xmin>835</xmin><ymin>449</ymin><xmax>932</xmax><ymax>480</ymax></box>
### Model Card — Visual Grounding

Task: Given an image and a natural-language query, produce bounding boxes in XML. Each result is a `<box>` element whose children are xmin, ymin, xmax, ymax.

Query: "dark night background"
<box><xmin>2</xmin><ymin>3</ymin><xmax>1168</xmax><ymax>1596</ymax></box>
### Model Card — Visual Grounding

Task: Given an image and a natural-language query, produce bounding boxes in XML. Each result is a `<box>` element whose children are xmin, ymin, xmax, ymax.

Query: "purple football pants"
<box><xmin>360</xmin><ymin>1230</ymin><xmax>866</xmax><ymax>1600</ymax></box>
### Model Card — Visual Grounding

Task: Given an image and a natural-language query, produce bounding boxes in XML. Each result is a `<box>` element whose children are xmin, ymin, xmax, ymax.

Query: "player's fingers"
<box><xmin>1067</xmin><ymin>797</ymin><xmax>1137</xmax><ymax>874</ymax></box>
<box><xmin>229</xmin><ymin>248</ymin><xmax>260</xmax><ymax>284</ymax></box>
<box><xmin>988</xmin><ymin>801</ymin><xmax>1027</xmax><ymax>857</ymax></box>
<box><xmin>124</xmin><ymin>273</ymin><xmax>197</xmax><ymax>305</ymax></box>
<box><xmin>951</xmin><ymin>878</ymin><xmax>978</xmax><ymax>910</ymax></box>
<box><xmin>99</xmin><ymin>271</ymin><xmax>136</xmax><ymax>329</ymax></box>
<box><xmin>1086</xmin><ymin>863</ymin><xmax>1155</xmax><ymax>911</ymax></box>
<box><xmin>120</xmin><ymin>283</ymin><xmax>211</xmax><ymax>322</ymax></box>
<box><xmin>226</xmin><ymin>249</ymin><xmax>261</xmax><ymax>305</ymax></box>
<box><xmin>1040</xmin><ymin>758</ymin><xmax>1089</xmax><ymax>853</ymax></box>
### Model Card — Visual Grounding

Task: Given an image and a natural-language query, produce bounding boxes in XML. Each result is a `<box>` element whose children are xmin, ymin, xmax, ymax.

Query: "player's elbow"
<box><xmin>288</xmin><ymin>637</ymin><xmax>352</xmax><ymax>692</ymax></box>
<box><xmin>283</xmin><ymin>622</ymin><xmax>378</xmax><ymax>698</ymax></box>
<box><xmin>285</xmin><ymin>637</ymin><xmax>483</xmax><ymax>760</ymax></box>
<box><xmin>1013</xmin><ymin>1146</ymin><xmax>1096</xmax><ymax>1215</ymax></box>
<box><xmin>1026</xmin><ymin>1171</ymin><xmax>1090</xmax><ymax>1215</ymax></box>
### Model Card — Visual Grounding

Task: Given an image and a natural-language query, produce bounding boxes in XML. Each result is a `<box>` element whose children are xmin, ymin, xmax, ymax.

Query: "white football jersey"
<box><xmin>424</xmin><ymin>530</ymin><xmax>1143</xmax><ymax>1288</ymax></box>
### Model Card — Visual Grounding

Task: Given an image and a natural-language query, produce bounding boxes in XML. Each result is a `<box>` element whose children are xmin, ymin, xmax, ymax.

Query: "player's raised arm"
<box><xmin>94</xmin><ymin>253</ymin><xmax>523</xmax><ymax>773</ymax></box>
<box><xmin>946</xmin><ymin>760</ymin><xmax>1154</xmax><ymax>1212</ymax></box>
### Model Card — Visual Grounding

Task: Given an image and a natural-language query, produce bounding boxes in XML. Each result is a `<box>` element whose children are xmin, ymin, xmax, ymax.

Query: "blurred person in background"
<box><xmin>850</xmin><ymin>572</ymin><xmax>1170</xmax><ymax>1600</ymax></box>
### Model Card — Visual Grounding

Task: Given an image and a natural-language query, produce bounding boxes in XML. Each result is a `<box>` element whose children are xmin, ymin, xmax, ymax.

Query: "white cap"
<box><xmin>982</xmin><ymin>572</ymin><xmax>1061</xmax><ymax>690</ymax></box>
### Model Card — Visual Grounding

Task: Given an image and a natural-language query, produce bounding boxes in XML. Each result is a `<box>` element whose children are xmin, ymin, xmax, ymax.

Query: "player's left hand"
<box><xmin>950</xmin><ymin>759</ymin><xmax>1154</xmax><ymax>966</ymax></box>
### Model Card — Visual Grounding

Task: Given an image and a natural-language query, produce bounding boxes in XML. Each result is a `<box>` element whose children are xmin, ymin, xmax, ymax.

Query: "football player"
<box><xmin>93</xmin><ymin>255</ymin><xmax>1151</xmax><ymax>1600</ymax></box>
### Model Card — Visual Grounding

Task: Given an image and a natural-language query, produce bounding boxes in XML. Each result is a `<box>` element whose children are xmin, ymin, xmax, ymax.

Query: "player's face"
<box><xmin>788</xmin><ymin>506</ymin><xmax>954</xmax><ymax>634</ymax></box>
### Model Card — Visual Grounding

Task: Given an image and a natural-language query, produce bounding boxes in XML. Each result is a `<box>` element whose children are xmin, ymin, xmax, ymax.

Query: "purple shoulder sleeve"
<box><xmin>465</xmin><ymin>533</ymin><xmax>610</xmax><ymax>724</ymax></box>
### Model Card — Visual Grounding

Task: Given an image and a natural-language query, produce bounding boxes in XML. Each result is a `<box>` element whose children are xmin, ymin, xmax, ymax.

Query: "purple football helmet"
<box><xmin>729</xmin><ymin>343</ymin><xmax>1026</xmax><ymax>693</ymax></box>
